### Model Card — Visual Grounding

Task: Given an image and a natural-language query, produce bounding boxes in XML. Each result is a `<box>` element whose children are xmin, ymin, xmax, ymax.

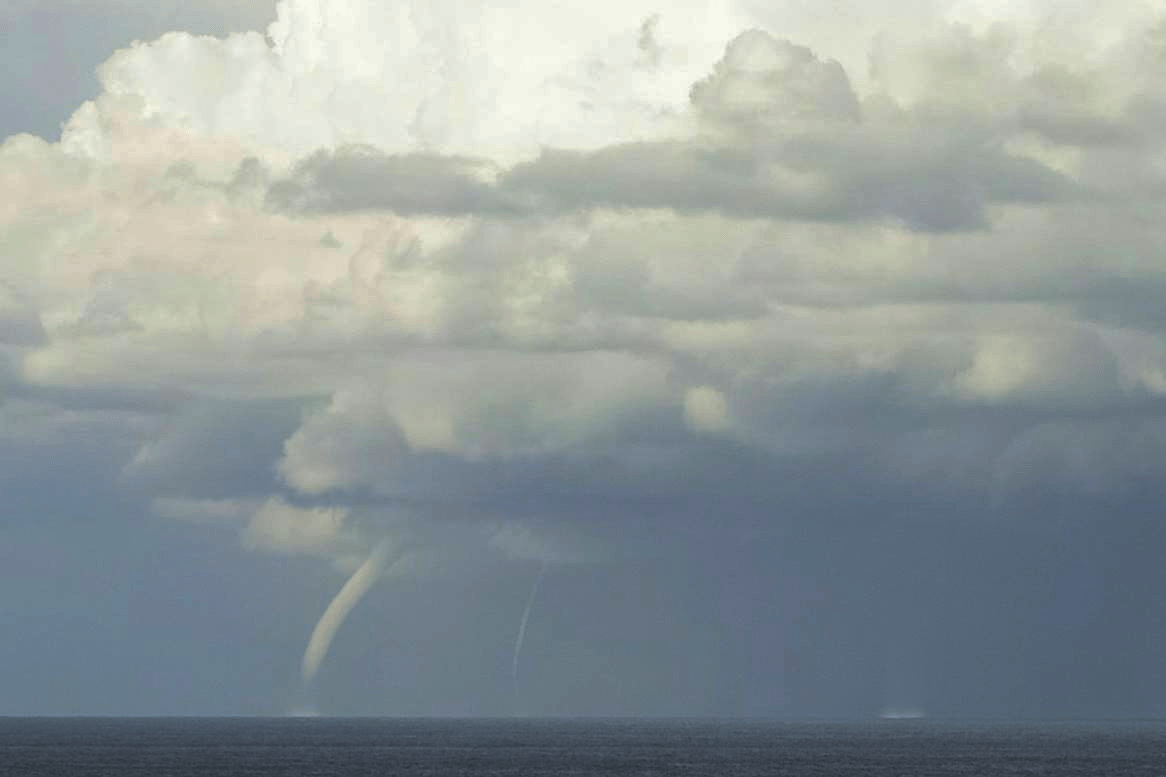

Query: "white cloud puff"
<box><xmin>243</xmin><ymin>497</ymin><xmax>349</xmax><ymax>558</ymax></box>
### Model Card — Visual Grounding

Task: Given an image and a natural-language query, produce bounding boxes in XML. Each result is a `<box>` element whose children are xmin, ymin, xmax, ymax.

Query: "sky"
<box><xmin>2</xmin><ymin>0</ymin><xmax>1166</xmax><ymax>718</ymax></box>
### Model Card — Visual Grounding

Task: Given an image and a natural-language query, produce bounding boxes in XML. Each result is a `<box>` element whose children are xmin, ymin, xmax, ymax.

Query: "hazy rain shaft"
<box><xmin>4</xmin><ymin>0</ymin><xmax>1166</xmax><ymax>716</ymax></box>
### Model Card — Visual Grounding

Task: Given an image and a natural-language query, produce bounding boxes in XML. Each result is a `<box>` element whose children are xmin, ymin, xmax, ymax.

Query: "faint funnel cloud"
<box><xmin>511</xmin><ymin>561</ymin><xmax>548</xmax><ymax>714</ymax></box>
<box><xmin>302</xmin><ymin>540</ymin><xmax>396</xmax><ymax>687</ymax></box>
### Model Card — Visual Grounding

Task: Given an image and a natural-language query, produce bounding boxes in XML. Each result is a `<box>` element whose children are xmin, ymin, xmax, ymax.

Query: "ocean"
<box><xmin>1</xmin><ymin>717</ymin><xmax>1164</xmax><ymax>776</ymax></box>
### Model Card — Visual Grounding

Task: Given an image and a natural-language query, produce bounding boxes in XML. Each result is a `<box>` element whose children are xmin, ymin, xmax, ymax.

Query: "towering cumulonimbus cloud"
<box><xmin>302</xmin><ymin>541</ymin><xmax>394</xmax><ymax>686</ymax></box>
<box><xmin>66</xmin><ymin>0</ymin><xmax>1147</xmax><ymax>164</ymax></box>
<box><xmin>9</xmin><ymin>0</ymin><xmax>1166</xmax><ymax>564</ymax></box>
<box><xmin>7</xmin><ymin>0</ymin><xmax>1165</xmax><ymax>540</ymax></box>
<box><xmin>61</xmin><ymin>0</ymin><xmax>757</xmax><ymax>162</ymax></box>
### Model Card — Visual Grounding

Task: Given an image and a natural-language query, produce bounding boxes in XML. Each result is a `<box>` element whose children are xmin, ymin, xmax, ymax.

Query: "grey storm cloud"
<box><xmin>269</xmin><ymin>127</ymin><xmax>1071</xmax><ymax>231</ymax></box>
<box><xmin>5</xmin><ymin>0</ymin><xmax>1166</xmax><ymax>717</ymax></box>
<box><xmin>267</xmin><ymin>149</ymin><xmax>513</xmax><ymax>216</ymax></box>
<box><xmin>498</xmin><ymin>131</ymin><xmax>1070</xmax><ymax>229</ymax></box>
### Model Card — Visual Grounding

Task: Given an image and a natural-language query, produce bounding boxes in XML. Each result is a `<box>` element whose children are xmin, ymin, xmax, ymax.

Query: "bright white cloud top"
<box><xmin>5</xmin><ymin>0</ymin><xmax>1166</xmax><ymax>700</ymax></box>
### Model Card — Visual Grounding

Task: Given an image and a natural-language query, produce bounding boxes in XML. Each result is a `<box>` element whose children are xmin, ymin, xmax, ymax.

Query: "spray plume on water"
<box><xmin>302</xmin><ymin>541</ymin><xmax>394</xmax><ymax>686</ymax></box>
<box><xmin>511</xmin><ymin>561</ymin><xmax>548</xmax><ymax>707</ymax></box>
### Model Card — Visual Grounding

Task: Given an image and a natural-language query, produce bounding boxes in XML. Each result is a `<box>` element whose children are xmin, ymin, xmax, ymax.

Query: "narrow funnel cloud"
<box><xmin>511</xmin><ymin>562</ymin><xmax>547</xmax><ymax>703</ymax></box>
<box><xmin>302</xmin><ymin>541</ymin><xmax>393</xmax><ymax>686</ymax></box>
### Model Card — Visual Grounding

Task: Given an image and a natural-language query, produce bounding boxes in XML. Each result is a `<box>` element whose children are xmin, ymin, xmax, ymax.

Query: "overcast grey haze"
<box><xmin>2</xmin><ymin>0</ymin><xmax>1166</xmax><ymax>719</ymax></box>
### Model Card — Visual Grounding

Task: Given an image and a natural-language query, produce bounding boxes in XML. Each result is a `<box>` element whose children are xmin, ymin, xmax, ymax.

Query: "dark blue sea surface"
<box><xmin>1</xmin><ymin>717</ymin><xmax>1164</xmax><ymax>776</ymax></box>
